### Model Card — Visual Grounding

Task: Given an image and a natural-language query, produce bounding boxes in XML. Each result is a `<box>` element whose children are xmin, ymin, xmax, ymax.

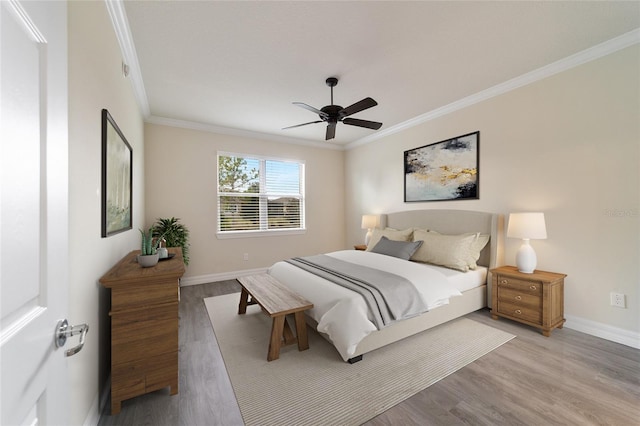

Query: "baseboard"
<box><xmin>83</xmin><ymin>377</ymin><xmax>110</xmax><ymax>426</ymax></box>
<box><xmin>82</xmin><ymin>392</ymin><xmax>100</xmax><ymax>426</ymax></box>
<box><xmin>565</xmin><ymin>314</ymin><xmax>640</xmax><ymax>349</ymax></box>
<box><xmin>180</xmin><ymin>267</ymin><xmax>269</xmax><ymax>287</ymax></box>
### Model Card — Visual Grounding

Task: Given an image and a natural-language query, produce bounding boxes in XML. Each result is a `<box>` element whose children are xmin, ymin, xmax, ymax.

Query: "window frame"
<box><xmin>216</xmin><ymin>151</ymin><xmax>306</xmax><ymax>239</ymax></box>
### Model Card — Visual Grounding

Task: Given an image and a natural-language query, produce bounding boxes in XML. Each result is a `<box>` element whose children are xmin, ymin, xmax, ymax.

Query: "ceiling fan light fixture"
<box><xmin>283</xmin><ymin>77</ymin><xmax>383</xmax><ymax>141</ymax></box>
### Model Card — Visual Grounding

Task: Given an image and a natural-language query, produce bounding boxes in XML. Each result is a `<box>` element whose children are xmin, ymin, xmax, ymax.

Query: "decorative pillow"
<box><xmin>370</xmin><ymin>236</ymin><xmax>423</xmax><ymax>260</ymax></box>
<box><xmin>411</xmin><ymin>229</ymin><xmax>480</xmax><ymax>272</ymax></box>
<box><xmin>366</xmin><ymin>228</ymin><xmax>414</xmax><ymax>251</ymax></box>
<box><xmin>415</xmin><ymin>230</ymin><xmax>490</xmax><ymax>270</ymax></box>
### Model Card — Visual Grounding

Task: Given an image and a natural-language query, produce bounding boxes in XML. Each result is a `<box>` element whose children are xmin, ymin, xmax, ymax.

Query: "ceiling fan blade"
<box><xmin>293</xmin><ymin>102</ymin><xmax>329</xmax><ymax>119</ymax></box>
<box><xmin>282</xmin><ymin>120</ymin><xmax>323</xmax><ymax>130</ymax></box>
<box><xmin>326</xmin><ymin>123</ymin><xmax>337</xmax><ymax>140</ymax></box>
<box><xmin>342</xmin><ymin>117</ymin><xmax>383</xmax><ymax>130</ymax></box>
<box><xmin>340</xmin><ymin>97</ymin><xmax>378</xmax><ymax>118</ymax></box>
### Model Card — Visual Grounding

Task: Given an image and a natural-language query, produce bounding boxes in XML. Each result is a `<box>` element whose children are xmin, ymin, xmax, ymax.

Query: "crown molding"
<box><xmin>105</xmin><ymin>0</ymin><xmax>150</xmax><ymax>116</ymax></box>
<box><xmin>145</xmin><ymin>115</ymin><xmax>344</xmax><ymax>151</ymax></box>
<box><xmin>347</xmin><ymin>27</ymin><xmax>640</xmax><ymax>150</ymax></box>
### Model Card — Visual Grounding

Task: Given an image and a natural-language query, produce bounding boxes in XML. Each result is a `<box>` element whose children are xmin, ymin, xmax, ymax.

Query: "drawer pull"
<box><xmin>515</xmin><ymin>309</ymin><xmax>522</xmax><ymax>315</ymax></box>
<box><xmin>515</xmin><ymin>295</ymin><xmax>522</xmax><ymax>301</ymax></box>
<box><xmin>529</xmin><ymin>285</ymin><xmax>537</xmax><ymax>291</ymax></box>
<box><xmin>501</xmin><ymin>279</ymin><xmax>508</xmax><ymax>284</ymax></box>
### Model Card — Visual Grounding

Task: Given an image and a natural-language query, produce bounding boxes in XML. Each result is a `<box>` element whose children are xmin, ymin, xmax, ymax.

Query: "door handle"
<box><xmin>55</xmin><ymin>319</ymin><xmax>89</xmax><ymax>357</ymax></box>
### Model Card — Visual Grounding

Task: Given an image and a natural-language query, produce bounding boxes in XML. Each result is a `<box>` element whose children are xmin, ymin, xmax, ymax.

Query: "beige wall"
<box><xmin>144</xmin><ymin>124</ymin><xmax>346</xmax><ymax>280</ymax></box>
<box><xmin>68</xmin><ymin>2</ymin><xmax>145</xmax><ymax>424</ymax></box>
<box><xmin>345</xmin><ymin>45</ymin><xmax>640</xmax><ymax>336</ymax></box>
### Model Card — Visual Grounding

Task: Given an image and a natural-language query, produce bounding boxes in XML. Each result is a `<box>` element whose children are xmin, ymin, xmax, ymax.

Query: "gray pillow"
<box><xmin>370</xmin><ymin>236</ymin><xmax>423</xmax><ymax>260</ymax></box>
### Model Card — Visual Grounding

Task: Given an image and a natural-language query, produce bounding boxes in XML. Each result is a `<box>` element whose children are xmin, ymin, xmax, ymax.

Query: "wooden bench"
<box><xmin>237</xmin><ymin>274</ymin><xmax>313</xmax><ymax>361</ymax></box>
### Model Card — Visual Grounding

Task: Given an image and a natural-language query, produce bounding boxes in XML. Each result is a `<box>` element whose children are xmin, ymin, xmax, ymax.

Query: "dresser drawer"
<box><xmin>111</xmin><ymin>351</ymin><xmax>178</xmax><ymax>401</ymax></box>
<box><xmin>112</xmin><ymin>303</ymin><xmax>178</xmax><ymax>364</ymax></box>
<box><xmin>497</xmin><ymin>301</ymin><xmax>542</xmax><ymax>324</ymax></box>
<box><xmin>497</xmin><ymin>287</ymin><xmax>541</xmax><ymax>309</ymax></box>
<box><xmin>496</xmin><ymin>275</ymin><xmax>542</xmax><ymax>295</ymax></box>
<box><xmin>111</xmin><ymin>279</ymin><xmax>179</xmax><ymax>311</ymax></box>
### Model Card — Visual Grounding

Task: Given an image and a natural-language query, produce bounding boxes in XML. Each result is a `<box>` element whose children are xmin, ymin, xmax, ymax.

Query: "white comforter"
<box><xmin>268</xmin><ymin>250</ymin><xmax>462</xmax><ymax>361</ymax></box>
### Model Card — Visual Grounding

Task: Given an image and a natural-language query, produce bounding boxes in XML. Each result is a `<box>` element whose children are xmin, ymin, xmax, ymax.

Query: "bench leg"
<box><xmin>282</xmin><ymin>316</ymin><xmax>296</xmax><ymax>345</ymax></box>
<box><xmin>294</xmin><ymin>311</ymin><xmax>309</xmax><ymax>351</ymax></box>
<box><xmin>268</xmin><ymin>315</ymin><xmax>285</xmax><ymax>361</ymax></box>
<box><xmin>238</xmin><ymin>288</ymin><xmax>249</xmax><ymax>314</ymax></box>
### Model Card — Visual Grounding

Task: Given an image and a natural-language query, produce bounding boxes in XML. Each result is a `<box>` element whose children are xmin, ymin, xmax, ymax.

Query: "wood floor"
<box><xmin>99</xmin><ymin>281</ymin><xmax>640</xmax><ymax>426</ymax></box>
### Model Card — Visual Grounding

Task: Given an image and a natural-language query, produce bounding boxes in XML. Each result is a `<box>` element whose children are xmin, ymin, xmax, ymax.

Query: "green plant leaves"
<box><xmin>151</xmin><ymin>217</ymin><xmax>190</xmax><ymax>265</ymax></box>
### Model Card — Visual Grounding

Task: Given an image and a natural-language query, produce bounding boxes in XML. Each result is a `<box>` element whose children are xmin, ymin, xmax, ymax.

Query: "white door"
<box><xmin>1</xmin><ymin>1</ymin><xmax>70</xmax><ymax>424</ymax></box>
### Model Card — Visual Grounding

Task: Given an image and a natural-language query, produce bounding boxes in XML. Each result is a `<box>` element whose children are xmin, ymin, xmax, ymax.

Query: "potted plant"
<box><xmin>152</xmin><ymin>217</ymin><xmax>190</xmax><ymax>265</ymax></box>
<box><xmin>138</xmin><ymin>227</ymin><xmax>162</xmax><ymax>267</ymax></box>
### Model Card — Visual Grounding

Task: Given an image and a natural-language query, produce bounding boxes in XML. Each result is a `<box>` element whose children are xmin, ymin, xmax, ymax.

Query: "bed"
<box><xmin>268</xmin><ymin>209</ymin><xmax>504</xmax><ymax>362</ymax></box>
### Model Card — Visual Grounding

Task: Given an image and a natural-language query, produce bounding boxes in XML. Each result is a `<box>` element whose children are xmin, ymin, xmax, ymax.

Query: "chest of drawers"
<box><xmin>100</xmin><ymin>247</ymin><xmax>185</xmax><ymax>414</ymax></box>
<box><xmin>490</xmin><ymin>266</ymin><xmax>566</xmax><ymax>336</ymax></box>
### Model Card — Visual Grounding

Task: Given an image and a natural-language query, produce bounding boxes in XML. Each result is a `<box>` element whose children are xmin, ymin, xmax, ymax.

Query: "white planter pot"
<box><xmin>137</xmin><ymin>253</ymin><xmax>159</xmax><ymax>267</ymax></box>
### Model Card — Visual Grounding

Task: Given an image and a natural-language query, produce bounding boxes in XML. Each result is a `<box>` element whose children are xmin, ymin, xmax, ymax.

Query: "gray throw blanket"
<box><xmin>285</xmin><ymin>254</ymin><xmax>428</xmax><ymax>329</ymax></box>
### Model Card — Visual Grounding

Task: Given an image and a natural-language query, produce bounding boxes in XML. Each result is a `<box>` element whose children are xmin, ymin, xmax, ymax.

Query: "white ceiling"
<box><xmin>121</xmin><ymin>1</ymin><xmax>640</xmax><ymax>146</ymax></box>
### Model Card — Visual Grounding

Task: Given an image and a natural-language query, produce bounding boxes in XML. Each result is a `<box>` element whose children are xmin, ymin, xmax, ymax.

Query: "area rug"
<box><xmin>204</xmin><ymin>293</ymin><xmax>515</xmax><ymax>426</ymax></box>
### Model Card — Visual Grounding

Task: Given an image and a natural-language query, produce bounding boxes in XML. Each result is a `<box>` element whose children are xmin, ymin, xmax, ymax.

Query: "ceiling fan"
<box><xmin>283</xmin><ymin>77</ymin><xmax>383</xmax><ymax>141</ymax></box>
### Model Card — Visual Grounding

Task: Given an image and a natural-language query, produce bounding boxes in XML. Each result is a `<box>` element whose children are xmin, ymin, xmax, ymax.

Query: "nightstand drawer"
<box><xmin>498</xmin><ymin>301</ymin><xmax>542</xmax><ymax>324</ymax></box>
<box><xmin>497</xmin><ymin>287</ymin><xmax>541</xmax><ymax>309</ymax></box>
<box><xmin>496</xmin><ymin>275</ymin><xmax>542</xmax><ymax>295</ymax></box>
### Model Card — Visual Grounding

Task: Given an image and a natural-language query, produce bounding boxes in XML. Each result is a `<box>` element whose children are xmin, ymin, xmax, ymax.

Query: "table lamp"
<box><xmin>361</xmin><ymin>214</ymin><xmax>379</xmax><ymax>246</ymax></box>
<box><xmin>507</xmin><ymin>212</ymin><xmax>547</xmax><ymax>273</ymax></box>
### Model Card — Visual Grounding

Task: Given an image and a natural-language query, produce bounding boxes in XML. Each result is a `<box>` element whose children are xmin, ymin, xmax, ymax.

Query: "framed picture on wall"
<box><xmin>404</xmin><ymin>131</ymin><xmax>479</xmax><ymax>202</ymax></box>
<box><xmin>101</xmin><ymin>109</ymin><xmax>132</xmax><ymax>237</ymax></box>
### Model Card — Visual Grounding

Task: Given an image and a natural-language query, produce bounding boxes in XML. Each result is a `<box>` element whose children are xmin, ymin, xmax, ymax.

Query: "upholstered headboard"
<box><xmin>384</xmin><ymin>209</ymin><xmax>504</xmax><ymax>306</ymax></box>
<box><xmin>384</xmin><ymin>209</ymin><xmax>503</xmax><ymax>269</ymax></box>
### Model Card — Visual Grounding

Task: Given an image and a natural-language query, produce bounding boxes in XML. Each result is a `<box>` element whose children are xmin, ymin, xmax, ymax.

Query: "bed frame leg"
<box><xmin>347</xmin><ymin>355</ymin><xmax>363</xmax><ymax>364</ymax></box>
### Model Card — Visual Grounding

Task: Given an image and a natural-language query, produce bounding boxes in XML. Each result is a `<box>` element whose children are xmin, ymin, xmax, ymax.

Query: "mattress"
<box><xmin>424</xmin><ymin>264</ymin><xmax>488</xmax><ymax>293</ymax></box>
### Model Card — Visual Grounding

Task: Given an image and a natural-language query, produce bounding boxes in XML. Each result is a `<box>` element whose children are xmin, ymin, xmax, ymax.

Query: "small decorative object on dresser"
<box><xmin>491</xmin><ymin>265</ymin><xmax>566</xmax><ymax>336</ymax></box>
<box><xmin>152</xmin><ymin>217</ymin><xmax>191</xmax><ymax>265</ymax></box>
<box><xmin>137</xmin><ymin>227</ymin><xmax>162</xmax><ymax>267</ymax></box>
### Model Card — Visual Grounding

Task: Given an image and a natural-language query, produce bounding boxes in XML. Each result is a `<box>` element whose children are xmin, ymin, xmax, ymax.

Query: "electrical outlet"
<box><xmin>243</xmin><ymin>253</ymin><xmax>249</xmax><ymax>261</ymax></box>
<box><xmin>610</xmin><ymin>292</ymin><xmax>626</xmax><ymax>308</ymax></box>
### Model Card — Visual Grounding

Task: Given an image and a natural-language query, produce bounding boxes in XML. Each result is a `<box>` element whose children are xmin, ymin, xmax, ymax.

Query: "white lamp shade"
<box><xmin>361</xmin><ymin>214</ymin><xmax>379</xmax><ymax>230</ymax></box>
<box><xmin>507</xmin><ymin>212</ymin><xmax>547</xmax><ymax>240</ymax></box>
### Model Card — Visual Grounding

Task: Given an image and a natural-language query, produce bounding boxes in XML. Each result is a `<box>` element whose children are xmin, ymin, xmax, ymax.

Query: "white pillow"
<box><xmin>366</xmin><ymin>228</ymin><xmax>413</xmax><ymax>251</ymax></box>
<box><xmin>411</xmin><ymin>229</ymin><xmax>481</xmax><ymax>272</ymax></box>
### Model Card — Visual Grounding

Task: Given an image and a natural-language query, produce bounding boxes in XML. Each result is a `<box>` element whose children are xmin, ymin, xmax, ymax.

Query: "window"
<box><xmin>217</xmin><ymin>152</ymin><xmax>305</xmax><ymax>236</ymax></box>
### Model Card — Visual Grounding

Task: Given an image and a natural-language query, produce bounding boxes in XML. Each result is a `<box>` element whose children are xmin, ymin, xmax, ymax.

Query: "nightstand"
<box><xmin>490</xmin><ymin>265</ymin><xmax>566</xmax><ymax>336</ymax></box>
<box><xmin>354</xmin><ymin>244</ymin><xmax>367</xmax><ymax>251</ymax></box>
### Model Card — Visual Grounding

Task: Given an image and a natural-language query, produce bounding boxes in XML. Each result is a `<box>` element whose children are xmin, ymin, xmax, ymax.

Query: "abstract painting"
<box><xmin>404</xmin><ymin>131</ymin><xmax>479</xmax><ymax>202</ymax></box>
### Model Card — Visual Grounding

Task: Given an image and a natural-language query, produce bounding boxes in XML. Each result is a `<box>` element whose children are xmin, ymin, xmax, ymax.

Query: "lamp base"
<box><xmin>515</xmin><ymin>239</ymin><xmax>537</xmax><ymax>274</ymax></box>
<box><xmin>364</xmin><ymin>229</ymin><xmax>373</xmax><ymax>246</ymax></box>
